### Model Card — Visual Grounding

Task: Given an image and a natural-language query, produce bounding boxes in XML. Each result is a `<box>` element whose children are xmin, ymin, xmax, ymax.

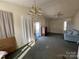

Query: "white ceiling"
<box><xmin>1</xmin><ymin>0</ymin><xmax>79</xmax><ymax>17</ymax></box>
<box><xmin>1</xmin><ymin>0</ymin><xmax>49</xmax><ymax>7</ymax></box>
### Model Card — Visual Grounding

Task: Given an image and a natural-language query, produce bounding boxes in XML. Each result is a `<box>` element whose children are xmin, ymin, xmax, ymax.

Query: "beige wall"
<box><xmin>38</xmin><ymin>16</ymin><xmax>46</xmax><ymax>27</ymax></box>
<box><xmin>46</xmin><ymin>19</ymin><xmax>64</xmax><ymax>34</ymax></box>
<box><xmin>73</xmin><ymin>11</ymin><xmax>79</xmax><ymax>30</ymax></box>
<box><xmin>45</xmin><ymin>16</ymin><xmax>74</xmax><ymax>34</ymax></box>
<box><xmin>0</xmin><ymin>2</ymin><xmax>28</xmax><ymax>48</ymax></box>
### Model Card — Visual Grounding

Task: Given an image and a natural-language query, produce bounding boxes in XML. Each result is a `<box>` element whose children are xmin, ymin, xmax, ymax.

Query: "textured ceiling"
<box><xmin>1</xmin><ymin>0</ymin><xmax>49</xmax><ymax>7</ymax></box>
<box><xmin>1</xmin><ymin>0</ymin><xmax>79</xmax><ymax>17</ymax></box>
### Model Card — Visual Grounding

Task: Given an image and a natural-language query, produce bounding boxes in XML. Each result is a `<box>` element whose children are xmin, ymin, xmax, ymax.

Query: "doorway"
<box><xmin>34</xmin><ymin>22</ymin><xmax>41</xmax><ymax>40</ymax></box>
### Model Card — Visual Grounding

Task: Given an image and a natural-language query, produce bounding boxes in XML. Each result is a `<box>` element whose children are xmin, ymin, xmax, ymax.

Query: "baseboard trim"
<box><xmin>47</xmin><ymin>32</ymin><xmax>64</xmax><ymax>35</ymax></box>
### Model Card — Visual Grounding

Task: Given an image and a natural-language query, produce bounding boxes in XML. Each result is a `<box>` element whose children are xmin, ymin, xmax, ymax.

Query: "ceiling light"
<box><xmin>28</xmin><ymin>0</ymin><xmax>42</xmax><ymax>16</ymax></box>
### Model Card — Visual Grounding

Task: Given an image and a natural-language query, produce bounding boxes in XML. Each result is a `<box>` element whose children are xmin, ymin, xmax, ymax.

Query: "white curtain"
<box><xmin>21</xmin><ymin>15</ymin><xmax>33</xmax><ymax>45</ymax></box>
<box><xmin>0</xmin><ymin>10</ymin><xmax>14</xmax><ymax>39</ymax></box>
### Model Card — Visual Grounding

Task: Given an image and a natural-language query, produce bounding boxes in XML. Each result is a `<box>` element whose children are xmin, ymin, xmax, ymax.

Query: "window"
<box><xmin>64</xmin><ymin>21</ymin><xmax>67</xmax><ymax>31</ymax></box>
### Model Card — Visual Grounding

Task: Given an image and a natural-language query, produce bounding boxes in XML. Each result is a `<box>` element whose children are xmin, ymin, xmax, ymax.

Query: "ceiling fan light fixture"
<box><xmin>28</xmin><ymin>0</ymin><xmax>42</xmax><ymax>16</ymax></box>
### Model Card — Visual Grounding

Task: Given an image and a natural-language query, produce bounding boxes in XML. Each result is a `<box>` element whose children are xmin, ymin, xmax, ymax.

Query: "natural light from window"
<box><xmin>64</xmin><ymin>21</ymin><xmax>67</xmax><ymax>31</ymax></box>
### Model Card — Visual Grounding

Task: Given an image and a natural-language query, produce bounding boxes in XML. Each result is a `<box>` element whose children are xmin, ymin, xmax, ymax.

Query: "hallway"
<box><xmin>23</xmin><ymin>34</ymin><xmax>78</xmax><ymax>59</ymax></box>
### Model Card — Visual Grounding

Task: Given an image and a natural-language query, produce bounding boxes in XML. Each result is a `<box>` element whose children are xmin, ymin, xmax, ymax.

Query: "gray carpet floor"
<box><xmin>23</xmin><ymin>34</ymin><xmax>78</xmax><ymax>59</ymax></box>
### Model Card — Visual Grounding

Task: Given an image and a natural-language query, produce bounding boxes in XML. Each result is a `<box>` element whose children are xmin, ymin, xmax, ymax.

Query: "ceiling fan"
<box><xmin>53</xmin><ymin>11</ymin><xmax>69</xmax><ymax>19</ymax></box>
<box><xmin>28</xmin><ymin>0</ymin><xmax>42</xmax><ymax>16</ymax></box>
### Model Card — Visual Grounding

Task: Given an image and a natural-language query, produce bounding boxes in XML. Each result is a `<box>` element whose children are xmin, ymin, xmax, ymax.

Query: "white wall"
<box><xmin>46</xmin><ymin>17</ymin><xmax>73</xmax><ymax>34</ymax></box>
<box><xmin>0</xmin><ymin>1</ymin><xmax>28</xmax><ymax>48</ymax></box>
<box><xmin>46</xmin><ymin>19</ymin><xmax>64</xmax><ymax>34</ymax></box>
<box><xmin>73</xmin><ymin>11</ymin><xmax>79</xmax><ymax>30</ymax></box>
